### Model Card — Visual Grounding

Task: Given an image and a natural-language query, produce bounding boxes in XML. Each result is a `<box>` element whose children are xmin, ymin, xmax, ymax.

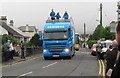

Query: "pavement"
<box><xmin>2</xmin><ymin>49</ymin><xmax>42</xmax><ymax>67</ymax></box>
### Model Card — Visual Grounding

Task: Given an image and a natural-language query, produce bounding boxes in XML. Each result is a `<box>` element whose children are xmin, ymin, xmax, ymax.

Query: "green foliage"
<box><xmin>87</xmin><ymin>40</ymin><xmax>97</xmax><ymax>49</ymax></box>
<box><xmin>92</xmin><ymin>25</ymin><xmax>104</xmax><ymax>40</ymax></box>
<box><xmin>2</xmin><ymin>34</ymin><xmax>12</xmax><ymax>43</ymax></box>
<box><xmin>101</xmin><ymin>26</ymin><xmax>115</xmax><ymax>40</ymax></box>
<box><xmin>2</xmin><ymin>34</ymin><xmax>20</xmax><ymax>45</ymax></box>
<box><xmin>30</xmin><ymin>33</ymin><xmax>42</xmax><ymax>46</ymax></box>
<box><xmin>89</xmin><ymin>25</ymin><xmax>115</xmax><ymax>40</ymax></box>
<box><xmin>25</xmin><ymin>42</ymin><xmax>35</xmax><ymax>49</ymax></box>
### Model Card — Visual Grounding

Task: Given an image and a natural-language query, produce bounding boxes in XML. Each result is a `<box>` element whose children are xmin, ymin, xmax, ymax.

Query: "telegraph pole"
<box><xmin>83</xmin><ymin>23</ymin><xmax>86</xmax><ymax>48</ymax></box>
<box><xmin>100</xmin><ymin>3</ymin><xmax>102</xmax><ymax>26</ymax></box>
<box><xmin>84</xmin><ymin>23</ymin><xmax>86</xmax><ymax>42</ymax></box>
<box><xmin>99</xmin><ymin>3</ymin><xmax>102</xmax><ymax>39</ymax></box>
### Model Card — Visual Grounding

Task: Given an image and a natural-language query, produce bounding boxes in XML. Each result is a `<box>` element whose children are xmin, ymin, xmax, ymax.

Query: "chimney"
<box><xmin>10</xmin><ymin>20</ymin><xmax>14</xmax><ymax>26</ymax></box>
<box><xmin>0</xmin><ymin>16</ymin><xmax>7</xmax><ymax>23</ymax></box>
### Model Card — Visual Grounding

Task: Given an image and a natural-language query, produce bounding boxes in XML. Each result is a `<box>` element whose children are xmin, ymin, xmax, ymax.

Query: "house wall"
<box><xmin>0</xmin><ymin>26</ymin><xmax>8</xmax><ymax>35</ymax></box>
<box><xmin>24</xmin><ymin>29</ymin><xmax>37</xmax><ymax>40</ymax></box>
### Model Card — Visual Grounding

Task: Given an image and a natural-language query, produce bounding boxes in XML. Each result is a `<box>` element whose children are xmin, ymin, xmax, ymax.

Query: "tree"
<box><xmin>92</xmin><ymin>25</ymin><xmax>104</xmax><ymax>40</ymax></box>
<box><xmin>30</xmin><ymin>33</ymin><xmax>42</xmax><ymax>46</ymax></box>
<box><xmin>88</xmin><ymin>25</ymin><xmax>115</xmax><ymax>40</ymax></box>
<box><xmin>2</xmin><ymin>34</ymin><xmax>19</xmax><ymax>45</ymax></box>
<box><xmin>101</xmin><ymin>26</ymin><xmax>115</xmax><ymax>40</ymax></box>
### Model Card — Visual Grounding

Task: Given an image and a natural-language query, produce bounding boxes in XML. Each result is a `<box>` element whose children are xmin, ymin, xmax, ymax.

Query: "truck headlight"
<box><xmin>64</xmin><ymin>49</ymin><xmax>70</xmax><ymax>52</ymax></box>
<box><xmin>43</xmin><ymin>49</ymin><xmax>47</xmax><ymax>52</ymax></box>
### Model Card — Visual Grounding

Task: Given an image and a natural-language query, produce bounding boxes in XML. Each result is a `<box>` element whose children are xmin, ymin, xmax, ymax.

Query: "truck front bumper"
<box><xmin>43</xmin><ymin>51</ymin><xmax>72</xmax><ymax>57</ymax></box>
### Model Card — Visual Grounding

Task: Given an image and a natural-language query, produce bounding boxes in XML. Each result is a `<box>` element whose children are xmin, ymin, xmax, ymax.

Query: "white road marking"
<box><xmin>42</xmin><ymin>62</ymin><xmax>58</xmax><ymax>69</ymax></box>
<box><xmin>16</xmin><ymin>71</ymin><xmax>32</xmax><ymax>78</ymax></box>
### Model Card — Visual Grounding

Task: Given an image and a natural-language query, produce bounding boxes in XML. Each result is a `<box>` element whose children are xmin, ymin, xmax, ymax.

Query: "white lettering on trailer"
<box><xmin>47</xmin><ymin>26</ymin><xmax>64</xmax><ymax>28</ymax></box>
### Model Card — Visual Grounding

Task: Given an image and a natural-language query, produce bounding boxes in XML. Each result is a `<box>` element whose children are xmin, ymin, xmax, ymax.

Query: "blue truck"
<box><xmin>40</xmin><ymin>19</ymin><xmax>75</xmax><ymax>60</ymax></box>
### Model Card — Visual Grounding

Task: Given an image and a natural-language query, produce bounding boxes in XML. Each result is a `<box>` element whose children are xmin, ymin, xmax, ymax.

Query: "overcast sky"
<box><xmin>1</xmin><ymin>1</ymin><xmax>118</xmax><ymax>34</ymax></box>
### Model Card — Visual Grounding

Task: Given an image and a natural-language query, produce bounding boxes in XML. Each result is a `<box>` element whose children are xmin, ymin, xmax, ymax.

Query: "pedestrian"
<box><xmin>110</xmin><ymin>45</ymin><xmax>120</xmax><ymax>78</ymax></box>
<box><xmin>50</xmin><ymin>9</ymin><xmax>55</xmax><ymax>20</ymax></box>
<box><xmin>20</xmin><ymin>41</ymin><xmax>25</xmax><ymax>60</ymax></box>
<box><xmin>96</xmin><ymin>44</ymin><xmax>99</xmax><ymax>60</ymax></box>
<box><xmin>55</xmin><ymin>12</ymin><xmax>61</xmax><ymax>20</ymax></box>
<box><xmin>105</xmin><ymin>40</ymin><xmax>118</xmax><ymax>78</ymax></box>
<box><xmin>3</xmin><ymin>40</ymin><xmax>10</xmax><ymax>61</ymax></box>
<box><xmin>96</xmin><ymin>44</ymin><xmax>102</xmax><ymax>60</ymax></box>
<box><xmin>63</xmin><ymin>11</ymin><xmax>69</xmax><ymax>20</ymax></box>
<box><xmin>9</xmin><ymin>41</ymin><xmax>14</xmax><ymax>60</ymax></box>
<box><xmin>110</xmin><ymin>21</ymin><xmax>120</xmax><ymax>78</ymax></box>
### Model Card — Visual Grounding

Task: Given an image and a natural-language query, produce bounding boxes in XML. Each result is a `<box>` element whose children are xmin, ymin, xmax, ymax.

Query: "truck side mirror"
<box><xmin>39</xmin><ymin>31</ymin><xmax>42</xmax><ymax>40</ymax></box>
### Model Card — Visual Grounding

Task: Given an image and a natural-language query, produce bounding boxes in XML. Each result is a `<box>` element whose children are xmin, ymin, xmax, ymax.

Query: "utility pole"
<box><xmin>100</xmin><ymin>3</ymin><xmax>102</xmax><ymax>26</ymax></box>
<box><xmin>84</xmin><ymin>23</ymin><xmax>86</xmax><ymax>42</ymax></box>
<box><xmin>83</xmin><ymin>23</ymin><xmax>86</xmax><ymax>48</ymax></box>
<box><xmin>99</xmin><ymin>3</ymin><xmax>102</xmax><ymax>39</ymax></box>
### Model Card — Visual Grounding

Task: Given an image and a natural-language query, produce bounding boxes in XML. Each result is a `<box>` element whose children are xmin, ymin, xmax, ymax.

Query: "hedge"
<box><xmin>87</xmin><ymin>40</ymin><xmax>97</xmax><ymax>49</ymax></box>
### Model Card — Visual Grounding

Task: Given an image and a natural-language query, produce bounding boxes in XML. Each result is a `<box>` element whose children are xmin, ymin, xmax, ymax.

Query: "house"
<box><xmin>0</xmin><ymin>16</ymin><xmax>28</xmax><ymax>41</ymax></box>
<box><xmin>0</xmin><ymin>26</ymin><xmax>8</xmax><ymax>35</ymax></box>
<box><xmin>80</xmin><ymin>34</ymin><xmax>89</xmax><ymax>41</ymax></box>
<box><xmin>18</xmin><ymin>24</ymin><xmax>37</xmax><ymax>40</ymax></box>
<box><xmin>110</xmin><ymin>21</ymin><xmax>117</xmax><ymax>33</ymax></box>
<box><xmin>0</xmin><ymin>16</ymin><xmax>8</xmax><ymax>35</ymax></box>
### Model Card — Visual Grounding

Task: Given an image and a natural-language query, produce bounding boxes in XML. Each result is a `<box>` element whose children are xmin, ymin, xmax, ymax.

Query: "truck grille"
<box><xmin>46</xmin><ymin>44</ymin><xmax>66</xmax><ymax>49</ymax></box>
<box><xmin>50</xmin><ymin>49</ymin><xmax>62</xmax><ymax>52</ymax></box>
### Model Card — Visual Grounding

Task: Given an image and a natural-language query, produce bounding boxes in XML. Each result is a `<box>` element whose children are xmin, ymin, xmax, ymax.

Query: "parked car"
<box><xmin>13</xmin><ymin>44</ymin><xmax>21</xmax><ymax>56</ymax></box>
<box><xmin>101</xmin><ymin>40</ymin><xmax>112</xmax><ymax>59</ymax></box>
<box><xmin>97</xmin><ymin>40</ymin><xmax>112</xmax><ymax>60</ymax></box>
<box><xmin>91</xmin><ymin>44</ymin><xmax>98</xmax><ymax>56</ymax></box>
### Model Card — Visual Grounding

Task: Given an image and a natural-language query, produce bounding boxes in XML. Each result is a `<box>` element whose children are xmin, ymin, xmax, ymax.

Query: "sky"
<box><xmin>1</xmin><ymin>1</ymin><xmax>118</xmax><ymax>34</ymax></box>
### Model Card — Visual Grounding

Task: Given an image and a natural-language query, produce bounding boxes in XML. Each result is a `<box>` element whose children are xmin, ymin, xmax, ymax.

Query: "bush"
<box><xmin>2</xmin><ymin>34</ymin><xmax>20</xmax><ymax>45</ymax></box>
<box><xmin>87</xmin><ymin>40</ymin><xmax>97</xmax><ymax>49</ymax></box>
<box><xmin>30</xmin><ymin>33</ymin><xmax>42</xmax><ymax>47</ymax></box>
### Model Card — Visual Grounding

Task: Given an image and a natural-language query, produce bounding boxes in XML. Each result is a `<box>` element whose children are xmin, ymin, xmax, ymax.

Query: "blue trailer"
<box><xmin>40</xmin><ymin>19</ymin><xmax>75</xmax><ymax>60</ymax></box>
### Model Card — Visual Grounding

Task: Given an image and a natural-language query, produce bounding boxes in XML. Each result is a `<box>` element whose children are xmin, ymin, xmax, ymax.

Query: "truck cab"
<box><xmin>41</xmin><ymin>19</ymin><xmax>75</xmax><ymax>60</ymax></box>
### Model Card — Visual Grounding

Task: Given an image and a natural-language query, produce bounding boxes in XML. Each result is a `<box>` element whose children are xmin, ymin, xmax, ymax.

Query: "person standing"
<box><xmin>55</xmin><ymin>12</ymin><xmax>61</xmax><ymax>20</ymax></box>
<box><xmin>20</xmin><ymin>41</ymin><xmax>25</xmax><ymax>60</ymax></box>
<box><xmin>105</xmin><ymin>40</ymin><xmax>118</xmax><ymax>78</ymax></box>
<box><xmin>96</xmin><ymin>44</ymin><xmax>102</xmax><ymax>60</ymax></box>
<box><xmin>63</xmin><ymin>11</ymin><xmax>69</xmax><ymax>20</ymax></box>
<box><xmin>9</xmin><ymin>41</ymin><xmax>14</xmax><ymax>60</ymax></box>
<box><xmin>3</xmin><ymin>40</ymin><xmax>10</xmax><ymax>61</ymax></box>
<box><xmin>110</xmin><ymin>21</ymin><xmax>120</xmax><ymax>78</ymax></box>
<box><xmin>50</xmin><ymin>9</ymin><xmax>55</xmax><ymax>20</ymax></box>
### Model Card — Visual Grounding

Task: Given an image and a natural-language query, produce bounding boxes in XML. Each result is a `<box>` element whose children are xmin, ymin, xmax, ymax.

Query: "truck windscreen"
<box><xmin>43</xmin><ymin>31</ymin><xmax>68</xmax><ymax>40</ymax></box>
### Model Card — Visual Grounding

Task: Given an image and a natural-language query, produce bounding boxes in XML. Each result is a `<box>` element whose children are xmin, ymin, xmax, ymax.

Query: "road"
<box><xmin>2</xmin><ymin>48</ymin><xmax>99</xmax><ymax>77</ymax></box>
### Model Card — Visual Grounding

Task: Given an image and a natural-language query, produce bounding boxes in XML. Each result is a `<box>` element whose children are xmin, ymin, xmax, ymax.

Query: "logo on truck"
<box><xmin>47</xmin><ymin>26</ymin><xmax>65</xmax><ymax>28</ymax></box>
